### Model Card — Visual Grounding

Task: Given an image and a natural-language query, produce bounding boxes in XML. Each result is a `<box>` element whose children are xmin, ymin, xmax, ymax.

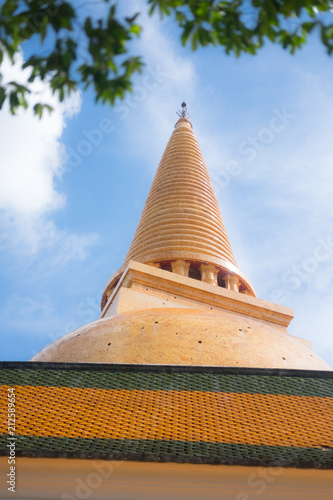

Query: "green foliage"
<box><xmin>0</xmin><ymin>0</ymin><xmax>143</xmax><ymax>116</ymax></box>
<box><xmin>1</xmin><ymin>0</ymin><xmax>333</xmax><ymax>116</ymax></box>
<box><xmin>149</xmin><ymin>0</ymin><xmax>333</xmax><ymax>55</ymax></box>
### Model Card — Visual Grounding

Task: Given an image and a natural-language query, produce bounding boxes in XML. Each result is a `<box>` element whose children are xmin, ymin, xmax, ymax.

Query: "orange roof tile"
<box><xmin>1</xmin><ymin>362</ymin><xmax>332</xmax><ymax>468</ymax></box>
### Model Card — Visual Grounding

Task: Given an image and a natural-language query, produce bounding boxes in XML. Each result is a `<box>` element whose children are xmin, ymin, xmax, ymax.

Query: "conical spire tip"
<box><xmin>177</xmin><ymin>101</ymin><xmax>188</xmax><ymax>119</ymax></box>
<box><xmin>175</xmin><ymin>101</ymin><xmax>192</xmax><ymax>128</ymax></box>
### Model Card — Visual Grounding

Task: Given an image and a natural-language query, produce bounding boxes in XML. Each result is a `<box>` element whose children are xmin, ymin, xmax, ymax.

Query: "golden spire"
<box><xmin>102</xmin><ymin>105</ymin><xmax>254</xmax><ymax>308</ymax></box>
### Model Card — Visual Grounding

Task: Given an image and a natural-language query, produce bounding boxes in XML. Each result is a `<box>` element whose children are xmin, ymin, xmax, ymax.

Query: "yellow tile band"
<box><xmin>1</xmin><ymin>385</ymin><xmax>332</xmax><ymax>448</ymax></box>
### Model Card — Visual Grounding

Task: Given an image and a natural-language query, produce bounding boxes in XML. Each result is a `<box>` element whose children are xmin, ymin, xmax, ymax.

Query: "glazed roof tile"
<box><xmin>0</xmin><ymin>362</ymin><xmax>332</xmax><ymax>468</ymax></box>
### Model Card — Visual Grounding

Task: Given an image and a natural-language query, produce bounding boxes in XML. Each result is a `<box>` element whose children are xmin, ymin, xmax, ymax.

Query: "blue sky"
<box><xmin>1</xmin><ymin>1</ymin><xmax>333</xmax><ymax>366</ymax></box>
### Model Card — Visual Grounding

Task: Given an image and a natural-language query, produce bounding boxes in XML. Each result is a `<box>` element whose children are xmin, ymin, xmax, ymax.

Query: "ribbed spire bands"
<box><xmin>102</xmin><ymin>115</ymin><xmax>255</xmax><ymax>309</ymax></box>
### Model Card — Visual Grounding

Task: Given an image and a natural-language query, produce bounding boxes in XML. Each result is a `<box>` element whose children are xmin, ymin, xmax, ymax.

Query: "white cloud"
<box><xmin>208</xmin><ymin>63</ymin><xmax>333</xmax><ymax>365</ymax></box>
<box><xmin>114</xmin><ymin>0</ymin><xmax>197</xmax><ymax>163</ymax></box>
<box><xmin>0</xmin><ymin>52</ymin><xmax>76</xmax><ymax>214</ymax></box>
<box><xmin>0</xmin><ymin>213</ymin><xmax>98</xmax><ymax>267</ymax></box>
<box><xmin>1</xmin><ymin>294</ymin><xmax>56</xmax><ymax>333</ymax></box>
<box><xmin>0</xmin><ymin>53</ymin><xmax>97</xmax><ymax>259</ymax></box>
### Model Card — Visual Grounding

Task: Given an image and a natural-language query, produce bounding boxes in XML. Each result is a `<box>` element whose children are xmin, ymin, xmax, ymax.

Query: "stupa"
<box><xmin>31</xmin><ymin>102</ymin><xmax>330</xmax><ymax>370</ymax></box>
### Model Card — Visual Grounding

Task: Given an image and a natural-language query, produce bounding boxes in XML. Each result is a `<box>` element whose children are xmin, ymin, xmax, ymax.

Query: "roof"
<box><xmin>1</xmin><ymin>362</ymin><xmax>332</xmax><ymax>468</ymax></box>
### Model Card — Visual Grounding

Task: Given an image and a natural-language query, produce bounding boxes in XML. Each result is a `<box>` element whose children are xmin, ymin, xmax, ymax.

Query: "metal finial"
<box><xmin>177</xmin><ymin>101</ymin><xmax>188</xmax><ymax>119</ymax></box>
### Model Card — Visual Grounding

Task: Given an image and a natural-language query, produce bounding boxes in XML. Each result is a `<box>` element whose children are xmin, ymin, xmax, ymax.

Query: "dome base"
<box><xmin>31</xmin><ymin>308</ymin><xmax>331</xmax><ymax>370</ymax></box>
